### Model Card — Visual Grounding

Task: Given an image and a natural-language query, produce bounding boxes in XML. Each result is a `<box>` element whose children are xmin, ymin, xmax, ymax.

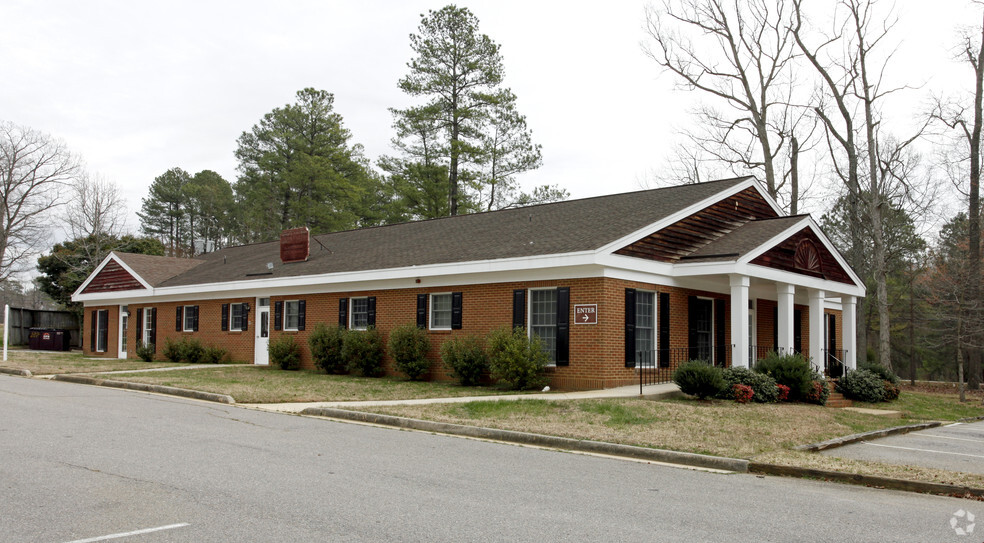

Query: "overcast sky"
<box><xmin>1</xmin><ymin>0</ymin><xmax>980</xmax><ymax>237</ymax></box>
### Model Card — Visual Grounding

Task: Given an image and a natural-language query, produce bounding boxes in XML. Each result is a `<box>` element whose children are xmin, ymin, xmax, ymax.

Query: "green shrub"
<box><xmin>486</xmin><ymin>327</ymin><xmax>548</xmax><ymax>390</ymax></box>
<box><xmin>200</xmin><ymin>345</ymin><xmax>228</xmax><ymax>364</ymax></box>
<box><xmin>754</xmin><ymin>352</ymin><xmax>813</xmax><ymax>401</ymax></box>
<box><xmin>182</xmin><ymin>338</ymin><xmax>205</xmax><ymax>364</ymax></box>
<box><xmin>269</xmin><ymin>335</ymin><xmax>302</xmax><ymax>371</ymax></box>
<box><xmin>673</xmin><ymin>360</ymin><xmax>725</xmax><ymax>400</ymax></box>
<box><xmin>859</xmin><ymin>362</ymin><xmax>900</xmax><ymax>385</ymax></box>
<box><xmin>135</xmin><ymin>341</ymin><xmax>155</xmax><ymax>362</ymax></box>
<box><xmin>806</xmin><ymin>372</ymin><xmax>830</xmax><ymax>405</ymax></box>
<box><xmin>441</xmin><ymin>335</ymin><xmax>489</xmax><ymax>386</ymax></box>
<box><xmin>836</xmin><ymin>369</ymin><xmax>886</xmax><ymax>402</ymax></box>
<box><xmin>720</xmin><ymin>366</ymin><xmax>779</xmax><ymax>403</ymax></box>
<box><xmin>343</xmin><ymin>327</ymin><xmax>385</xmax><ymax>377</ymax></box>
<box><xmin>161</xmin><ymin>338</ymin><xmax>187</xmax><ymax>362</ymax></box>
<box><xmin>308</xmin><ymin>323</ymin><xmax>348</xmax><ymax>374</ymax></box>
<box><xmin>388</xmin><ymin>323</ymin><xmax>432</xmax><ymax>380</ymax></box>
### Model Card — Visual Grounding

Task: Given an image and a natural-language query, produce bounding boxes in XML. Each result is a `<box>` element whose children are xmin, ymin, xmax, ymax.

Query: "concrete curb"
<box><xmin>749</xmin><ymin>462</ymin><xmax>984</xmax><ymax>498</ymax></box>
<box><xmin>794</xmin><ymin>421</ymin><xmax>944</xmax><ymax>452</ymax></box>
<box><xmin>301</xmin><ymin>406</ymin><xmax>749</xmax><ymax>473</ymax></box>
<box><xmin>53</xmin><ymin>374</ymin><xmax>235</xmax><ymax>404</ymax></box>
<box><xmin>0</xmin><ymin>367</ymin><xmax>32</xmax><ymax>377</ymax></box>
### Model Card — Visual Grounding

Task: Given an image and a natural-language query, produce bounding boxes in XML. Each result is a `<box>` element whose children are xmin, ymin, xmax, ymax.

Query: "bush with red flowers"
<box><xmin>732</xmin><ymin>384</ymin><xmax>754</xmax><ymax>404</ymax></box>
<box><xmin>776</xmin><ymin>384</ymin><xmax>791</xmax><ymax>402</ymax></box>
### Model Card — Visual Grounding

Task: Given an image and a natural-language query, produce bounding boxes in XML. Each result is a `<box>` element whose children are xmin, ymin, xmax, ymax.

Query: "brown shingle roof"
<box><xmin>113</xmin><ymin>252</ymin><xmax>204</xmax><ymax>287</ymax></box>
<box><xmin>151</xmin><ymin>177</ymin><xmax>754</xmax><ymax>288</ymax></box>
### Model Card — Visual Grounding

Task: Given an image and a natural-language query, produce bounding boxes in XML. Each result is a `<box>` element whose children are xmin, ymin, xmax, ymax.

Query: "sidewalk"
<box><xmin>242</xmin><ymin>381</ymin><xmax>683</xmax><ymax>413</ymax></box>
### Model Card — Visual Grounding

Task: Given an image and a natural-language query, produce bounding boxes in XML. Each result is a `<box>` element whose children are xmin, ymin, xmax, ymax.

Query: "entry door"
<box><xmin>255</xmin><ymin>297</ymin><xmax>270</xmax><ymax>365</ymax></box>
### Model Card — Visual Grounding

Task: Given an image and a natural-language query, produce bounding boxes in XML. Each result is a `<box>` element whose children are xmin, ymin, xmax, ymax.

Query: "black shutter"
<box><xmin>149</xmin><ymin>308</ymin><xmax>157</xmax><ymax>349</ymax></box>
<box><xmin>658</xmin><ymin>292</ymin><xmax>670</xmax><ymax>368</ymax></box>
<box><xmin>339</xmin><ymin>298</ymin><xmax>348</xmax><ymax>329</ymax></box>
<box><xmin>176</xmin><ymin>306</ymin><xmax>183</xmax><ymax>331</ymax></box>
<box><xmin>274</xmin><ymin>301</ymin><xmax>283</xmax><ymax>331</ymax></box>
<box><xmin>714</xmin><ymin>299</ymin><xmax>726</xmax><ymax>366</ymax></box>
<box><xmin>451</xmin><ymin>292</ymin><xmax>463</xmax><ymax>330</ymax></box>
<box><xmin>687</xmin><ymin>296</ymin><xmax>698</xmax><ymax>360</ymax></box>
<box><xmin>828</xmin><ymin>313</ymin><xmax>836</xmax><ymax>352</ymax></box>
<box><xmin>772</xmin><ymin>306</ymin><xmax>778</xmax><ymax>352</ymax></box>
<box><xmin>242</xmin><ymin>304</ymin><xmax>249</xmax><ymax>332</ymax></box>
<box><xmin>297</xmin><ymin>300</ymin><xmax>306</xmax><ymax>331</ymax></box>
<box><xmin>221</xmin><ymin>304</ymin><xmax>229</xmax><ymax>331</ymax></box>
<box><xmin>624</xmin><ymin>288</ymin><xmax>636</xmax><ymax>367</ymax></box>
<box><xmin>136</xmin><ymin>308</ymin><xmax>143</xmax><ymax>343</ymax></box>
<box><xmin>793</xmin><ymin>309</ymin><xmax>802</xmax><ymax>354</ymax></box>
<box><xmin>416</xmin><ymin>294</ymin><xmax>427</xmax><ymax>328</ymax></box>
<box><xmin>192</xmin><ymin>306</ymin><xmax>199</xmax><ymax>332</ymax></box>
<box><xmin>512</xmin><ymin>289</ymin><xmax>526</xmax><ymax>330</ymax></box>
<box><xmin>367</xmin><ymin>297</ymin><xmax>376</xmax><ymax>327</ymax></box>
<box><xmin>556</xmin><ymin>287</ymin><xmax>570</xmax><ymax>366</ymax></box>
<box><xmin>90</xmin><ymin>310</ymin><xmax>96</xmax><ymax>352</ymax></box>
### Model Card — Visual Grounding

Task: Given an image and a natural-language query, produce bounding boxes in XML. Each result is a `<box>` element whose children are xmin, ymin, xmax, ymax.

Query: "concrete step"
<box><xmin>825</xmin><ymin>391</ymin><xmax>853</xmax><ymax>408</ymax></box>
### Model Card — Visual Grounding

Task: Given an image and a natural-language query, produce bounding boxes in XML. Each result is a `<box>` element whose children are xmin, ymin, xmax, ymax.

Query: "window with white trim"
<box><xmin>530</xmin><ymin>289</ymin><xmax>558</xmax><ymax>363</ymax></box>
<box><xmin>284</xmin><ymin>300</ymin><xmax>300</xmax><ymax>331</ymax></box>
<box><xmin>635</xmin><ymin>291</ymin><xmax>655</xmax><ymax>366</ymax></box>
<box><xmin>430</xmin><ymin>293</ymin><xmax>452</xmax><ymax>330</ymax></box>
<box><xmin>183</xmin><ymin>306</ymin><xmax>198</xmax><ymax>332</ymax></box>
<box><xmin>350</xmin><ymin>297</ymin><xmax>368</xmax><ymax>330</ymax></box>
<box><xmin>95</xmin><ymin>309</ymin><xmax>109</xmax><ymax>352</ymax></box>
<box><xmin>231</xmin><ymin>303</ymin><xmax>246</xmax><ymax>331</ymax></box>
<box><xmin>143</xmin><ymin>309</ymin><xmax>154</xmax><ymax>346</ymax></box>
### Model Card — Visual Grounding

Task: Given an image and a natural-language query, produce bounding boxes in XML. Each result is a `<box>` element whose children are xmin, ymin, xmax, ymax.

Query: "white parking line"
<box><xmin>63</xmin><ymin>523</ymin><xmax>190</xmax><ymax>543</ymax></box>
<box><xmin>910</xmin><ymin>433</ymin><xmax>984</xmax><ymax>444</ymax></box>
<box><xmin>862</xmin><ymin>442</ymin><xmax>984</xmax><ymax>459</ymax></box>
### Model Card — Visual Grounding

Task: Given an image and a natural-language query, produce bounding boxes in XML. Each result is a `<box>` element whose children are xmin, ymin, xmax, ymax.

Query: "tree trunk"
<box><xmin>968</xmin><ymin>12</ymin><xmax>984</xmax><ymax>390</ymax></box>
<box><xmin>790</xmin><ymin>136</ymin><xmax>799</xmax><ymax>215</ymax></box>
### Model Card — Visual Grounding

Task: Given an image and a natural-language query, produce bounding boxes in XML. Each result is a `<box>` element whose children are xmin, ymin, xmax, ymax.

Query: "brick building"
<box><xmin>72</xmin><ymin>177</ymin><xmax>865</xmax><ymax>390</ymax></box>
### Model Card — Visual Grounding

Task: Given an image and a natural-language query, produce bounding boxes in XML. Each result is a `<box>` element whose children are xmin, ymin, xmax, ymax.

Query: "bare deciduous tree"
<box><xmin>0</xmin><ymin>121</ymin><xmax>79</xmax><ymax>282</ymax></box>
<box><xmin>643</xmin><ymin>0</ymin><xmax>801</xmax><ymax>208</ymax></box>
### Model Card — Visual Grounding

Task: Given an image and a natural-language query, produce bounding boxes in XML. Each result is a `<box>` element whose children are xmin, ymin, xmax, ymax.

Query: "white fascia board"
<box><xmin>70</xmin><ymin>252</ymin><xmax>153</xmax><ymax>302</ymax></box>
<box><xmin>737</xmin><ymin>216</ymin><xmax>866</xmax><ymax>290</ymax></box>
<box><xmin>72</xmin><ymin>253</ymin><xmax>605</xmax><ymax>305</ymax></box>
<box><xmin>593</xmin><ymin>177</ymin><xmax>774</xmax><ymax>256</ymax></box>
<box><xmin>672</xmin><ymin>260</ymin><xmax>864</xmax><ymax>297</ymax></box>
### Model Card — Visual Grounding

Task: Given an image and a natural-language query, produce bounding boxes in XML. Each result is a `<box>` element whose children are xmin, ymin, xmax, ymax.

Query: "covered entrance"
<box><xmin>255</xmin><ymin>297</ymin><xmax>270</xmax><ymax>365</ymax></box>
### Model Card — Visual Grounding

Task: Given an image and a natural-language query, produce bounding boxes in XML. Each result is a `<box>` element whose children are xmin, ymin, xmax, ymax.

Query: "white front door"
<box><xmin>255</xmin><ymin>297</ymin><xmax>270</xmax><ymax>365</ymax></box>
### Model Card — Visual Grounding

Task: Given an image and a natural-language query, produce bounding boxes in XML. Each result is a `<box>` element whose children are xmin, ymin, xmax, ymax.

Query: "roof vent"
<box><xmin>280</xmin><ymin>227</ymin><xmax>310</xmax><ymax>263</ymax></box>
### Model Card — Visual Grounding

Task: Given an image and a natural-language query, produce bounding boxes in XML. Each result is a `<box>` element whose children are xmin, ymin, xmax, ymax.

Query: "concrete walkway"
<box><xmin>86</xmin><ymin>364</ymin><xmax>253</xmax><ymax>375</ymax></box>
<box><xmin>242</xmin><ymin>381</ymin><xmax>683</xmax><ymax>413</ymax></box>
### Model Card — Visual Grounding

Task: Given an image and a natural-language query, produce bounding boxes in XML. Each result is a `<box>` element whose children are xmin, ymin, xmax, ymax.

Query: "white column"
<box><xmin>809</xmin><ymin>289</ymin><xmax>825</xmax><ymax>373</ymax></box>
<box><xmin>776</xmin><ymin>283</ymin><xmax>795</xmax><ymax>354</ymax></box>
<box><xmin>843</xmin><ymin>295</ymin><xmax>857</xmax><ymax>370</ymax></box>
<box><xmin>730</xmin><ymin>275</ymin><xmax>750</xmax><ymax>368</ymax></box>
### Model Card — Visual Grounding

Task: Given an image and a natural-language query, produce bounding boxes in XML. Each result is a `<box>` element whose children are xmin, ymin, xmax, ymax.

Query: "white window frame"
<box><xmin>349</xmin><ymin>297</ymin><xmax>369</xmax><ymax>331</ymax></box>
<box><xmin>284</xmin><ymin>300</ymin><xmax>300</xmax><ymax>331</ymax></box>
<box><xmin>635</xmin><ymin>290</ymin><xmax>656</xmax><ymax>367</ymax></box>
<box><xmin>182</xmin><ymin>305</ymin><xmax>196</xmax><ymax>332</ymax></box>
<box><xmin>230</xmin><ymin>303</ymin><xmax>246</xmax><ymax>332</ymax></box>
<box><xmin>429</xmin><ymin>292</ymin><xmax>452</xmax><ymax>330</ymax></box>
<box><xmin>119</xmin><ymin>305</ymin><xmax>128</xmax><ymax>359</ymax></box>
<box><xmin>694</xmin><ymin>296</ymin><xmax>715</xmax><ymax>363</ymax></box>
<box><xmin>528</xmin><ymin>288</ymin><xmax>558</xmax><ymax>366</ymax></box>
<box><xmin>95</xmin><ymin>309</ymin><xmax>109</xmax><ymax>353</ymax></box>
<box><xmin>143</xmin><ymin>308</ymin><xmax>154</xmax><ymax>346</ymax></box>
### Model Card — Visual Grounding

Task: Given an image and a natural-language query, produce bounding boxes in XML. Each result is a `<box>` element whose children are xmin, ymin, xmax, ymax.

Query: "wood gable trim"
<box><xmin>81</xmin><ymin>259</ymin><xmax>144</xmax><ymax>294</ymax></box>
<box><xmin>613</xmin><ymin>187</ymin><xmax>778</xmax><ymax>263</ymax></box>
<box><xmin>750</xmin><ymin>227</ymin><xmax>854</xmax><ymax>285</ymax></box>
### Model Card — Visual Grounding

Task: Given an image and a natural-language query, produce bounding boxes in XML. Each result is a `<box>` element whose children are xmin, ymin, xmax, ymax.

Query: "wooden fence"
<box><xmin>4</xmin><ymin>307</ymin><xmax>81</xmax><ymax>348</ymax></box>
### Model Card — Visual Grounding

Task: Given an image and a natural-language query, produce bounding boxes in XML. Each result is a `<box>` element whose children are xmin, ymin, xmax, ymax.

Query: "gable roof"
<box><xmin>680</xmin><ymin>216</ymin><xmax>807</xmax><ymax>262</ymax></box>
<box><xmin>114</xmin><ymin>252</ymin><xmax>204</xmax><ymax>286</ymax></box>
<box><xmin>158</xmin><ymin>177</ymin><xmax>757</xmax><ymax>288</ymax></box>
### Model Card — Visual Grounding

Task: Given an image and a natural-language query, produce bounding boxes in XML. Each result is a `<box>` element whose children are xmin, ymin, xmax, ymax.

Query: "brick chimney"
<box><xmin>280</xmin><ymin>227</ymin><xmax>309</xmax><ymax>263</ymax></box>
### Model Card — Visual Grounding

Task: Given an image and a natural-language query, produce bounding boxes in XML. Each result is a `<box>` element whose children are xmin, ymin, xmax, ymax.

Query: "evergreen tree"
<box><xmin>137</xmin><ymin>167</ymin><xmax>190</xmax><ymax>256</ymax></box>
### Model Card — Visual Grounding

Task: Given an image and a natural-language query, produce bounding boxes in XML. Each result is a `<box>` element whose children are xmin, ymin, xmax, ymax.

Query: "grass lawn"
<box><xmin>359</xmin><ymin>391</ymin><xmax>984</xmax><ymax>488</ymax></box>
<box><xmin>0</xmin><ymin>348</ymin><xmax>189</xmax><ymax>374</ymax></box>
<box><xmin>103</xmin><ymin>365</ymin><xmax>527</xmax><ymax>403</ymax></box>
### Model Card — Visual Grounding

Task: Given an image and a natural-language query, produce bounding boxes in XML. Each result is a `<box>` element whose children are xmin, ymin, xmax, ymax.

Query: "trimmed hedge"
<box><xmin>487</xmin><ymin>327</ymin><xmax>548</xmax><ymax>390</ymax></box>
<box><xmin>720</xmin><ymin>366</ymin><xmax>779</xmax><ymax>403</ymax></box>
<box><xmin>836</xmin><ymin>369</ymin><xmax>887</xmax><ymax>403</ymax></box>
<box><xmin>388</xmin><ymin>324</ymin><xmax>432</xmax><ymax>380</ymax></box>
<box><xmin>441</xmin><ymin>335</ymin><xmax>489</xmax><ymax>386</ymax></box>
<box><xmin>343</xmin><ymin>327</ymin><xmax>385</xmax><ymax>377</ymax></box>
<box><xmin>269</xmin><ymin>335</ymin><xmax>301</xmax><ymax>370</ymax></box>
<box><xmin>754</xmin><ymin>352</ymin><xmax>813</xmax><ymax>401</ymax></box>
<box><xmin>673</xmin><ymin>360</ymin><xmax>725</xmax><ymax>400</ymax></box>
<box><xmin>309</xmin><ymin>323</ymin><xmax>348</xmax><ymax>374</ymax></box>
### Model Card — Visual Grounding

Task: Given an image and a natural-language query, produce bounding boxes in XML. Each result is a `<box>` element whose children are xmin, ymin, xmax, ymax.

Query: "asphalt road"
<box><xmin>823</xmin><ymin>419</ymin><xmax>984</xmax><ymax>475</ymax></box>
<box><xmin>0</xmin><ymin>375</ymin><xmax>979</xmax><ymax>542</ymax></box>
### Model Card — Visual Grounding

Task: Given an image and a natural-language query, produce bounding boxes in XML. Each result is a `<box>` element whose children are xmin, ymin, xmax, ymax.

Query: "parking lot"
<box><xmin>822</xmin><ymin>419</ymin><xmax>984</xmax><ymax>475</ymax></box>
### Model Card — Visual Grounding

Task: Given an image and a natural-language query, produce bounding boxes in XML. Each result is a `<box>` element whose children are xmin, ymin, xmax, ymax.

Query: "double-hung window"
<box><xmin>350</xmin><ymin>298</ymin><xmax>369</xmax><ymax>330</ymax></box>
<box><xmin>284</xmin><ymin>301</ymin><xmax>300</xmax><ymax>331</ymax></box>
<box><xmin>230</xmin><ymin>303</ymin><xmax>246</xmax><ymax>331</ymax></box>
<box><xmin>635</xmin><ymin>292</ymin><xmax>655</xmax><ymax>366</ymax></box>
<box><xmin>182</xmin><ymin>306</ymin><xmax>198</xmax><ymax>332</ymax></box>
<box><xmin>430</xmin><ymin>293</ymin><xmax>452</xmax><ymax>330</ymax></box>
<box><xmin>143</xmin><ymin>309</ymin><xmax>154</xmax><ymax>346</ymax></box>
<box><xmin>530</xmin><ymin>289</ymin><xmax>558</xmax><ymax>363</ymax></box>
